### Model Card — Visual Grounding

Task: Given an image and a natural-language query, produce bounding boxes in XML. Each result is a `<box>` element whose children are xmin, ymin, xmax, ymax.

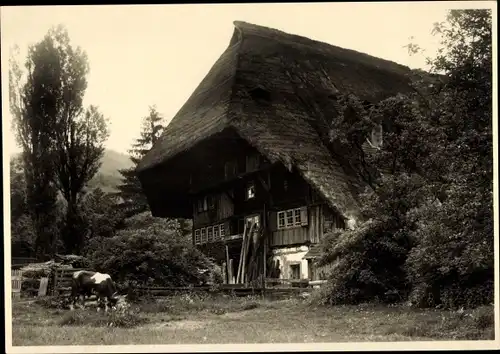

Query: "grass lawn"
<box><xmin>11</xmin><ymin>293</ymin><xmax>495</xmax><ymax>346</ymax></box>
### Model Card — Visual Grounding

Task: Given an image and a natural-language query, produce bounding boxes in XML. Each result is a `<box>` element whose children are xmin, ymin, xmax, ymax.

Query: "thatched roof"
<box><xmin>137</xmin><ymin>21</ymin><xmax>415</xmax><ymax>220</ymax></box>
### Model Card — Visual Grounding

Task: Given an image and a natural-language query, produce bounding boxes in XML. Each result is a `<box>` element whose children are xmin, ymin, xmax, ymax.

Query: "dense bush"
<box><xmin>85</xmin><ymin>215</ymin><xmax>215</xmax><ymax>288</ymax></box>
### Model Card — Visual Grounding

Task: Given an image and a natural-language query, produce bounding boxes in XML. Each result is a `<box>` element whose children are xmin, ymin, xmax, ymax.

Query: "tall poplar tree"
<box><xmin>10</xmin><ymin>25</ymin><xmax>109</xmax><ymax>255</ymax></box>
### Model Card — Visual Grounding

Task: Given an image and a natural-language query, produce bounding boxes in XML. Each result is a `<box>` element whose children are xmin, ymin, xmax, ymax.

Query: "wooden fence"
<box><xmin>15</xmin><ymin>264</ymin><xmax>326</xmax><ymax>299</ymax></box>
<box><xmin>12</xmin><ymin>257</ymin><xmax>37</xmax><ymax>266</ymax></box>
<box><xmin>51</xmin><ymin>268</ymin><xmax>87</xmax><ymax>296</ymax></box>
<box><xmin>11</xmin><ymin>269</ymin><xmax>23</xmax><ymax>300</ymax></box>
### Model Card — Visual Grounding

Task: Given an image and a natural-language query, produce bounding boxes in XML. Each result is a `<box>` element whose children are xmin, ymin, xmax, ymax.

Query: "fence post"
<box><xmin>11</xmin><ymin>269</ymin><xmax>23</xmax><ymax>300</ymax></box>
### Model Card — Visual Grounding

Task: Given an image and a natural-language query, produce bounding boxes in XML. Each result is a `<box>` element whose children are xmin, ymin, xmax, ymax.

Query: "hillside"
<box><xmin>87</xmin><ymin>149</ymin><xmax>134</xmax><ymax>193</ymax></box>
<box><xmin>11</xmin><ymin>149</ymin><xmax>134</xmax><ymax>193</ymax></box>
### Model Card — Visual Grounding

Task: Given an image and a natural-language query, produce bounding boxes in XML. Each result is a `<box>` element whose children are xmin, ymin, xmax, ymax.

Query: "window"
<box><xmin>194</xmin><ymin>229</ymin><xmax>201</xmax><ymax>245</ymax></box>
<box><xmin>294</xmin><ymin>209</ymin><xmax>301</xmax><ymax>226</ymax></box>
<box><xmin>207</xmin><ymin>195</ymin><xmax>215</xmax><ymax>210</ymax></box>
<box><xmin>219</xmin><ymin>224</ymin><xmax>226</xmax><ymax>238</ymax></box>
<box><xmin>286</xmin><ymin>210</ymin><xmax>293</xmax><ymax>225</ymax></box>
<box><xmin>283</xmin><ymin>179</ymin><xmax>288</xmax><ymax>191</ymax></box>
<box><xmin>246</xmin><ymin>182</ymin><xmax>256</xmax><ymax>200</ymax></box>
<box><xmin>201</xmin><ymin>228</ymin><xmax>207</xmax><ymax>244</ymax></box>
<box><xmin>367</xmin><ymin>124</ymin><xmax>383</xmax><ymax>149</ymax></box>
<box><xmin>207</xmin><ymin>227</ymin><xmax>213</xmax><ymax>243</ymax></box>
<box><xmin>290</xmin><ymin>264</ymin><xmax>301</xmax><ymax>280</ymax></box>
<box><xmin>249</xmin><ymin>86</ymin><xmax>271</xmax><ymax>102</ymax></box>
<box><xmin>278</xmin><ymin>212</ymin><xmax>286</xmax><ymax>228</ymax></box>
<box><xmin>277</xmin><ymin>207</ymin><xmax>308</xmax><ymax>229</ymax></box>
<box><xmin>245</xmin><ymin>215</ymin><xmax>260</xmax><ymax>230</ymax></box>
<box><xmin>213</xmin><ymin>226</ymin><xmax>219</xmax><ymax>241</ymax></box>
<box><xmin>197</xmin><ymin>199</ymin><xmax>204</xmax><ymax>213</ymax></box>
<box><xmin>197</xmin><ymin>197</ymin><xmax>208</xmax><ymax>212</ymax></box>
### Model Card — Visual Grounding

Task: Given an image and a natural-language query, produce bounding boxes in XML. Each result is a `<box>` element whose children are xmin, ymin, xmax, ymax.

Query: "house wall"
<box><xmin>188</xmin><ymin>134</ymin><xmax>348</xmax><ymax>280</ymax></box>
<box><xmin>271</xmin><ymin>246</ymin><xmax>310</xmax><ymax>280</ymax></box>
<box><xmin>267</xmin><ymin>203</ymin><xmax>345</xmax><ymax>247</ymax></box>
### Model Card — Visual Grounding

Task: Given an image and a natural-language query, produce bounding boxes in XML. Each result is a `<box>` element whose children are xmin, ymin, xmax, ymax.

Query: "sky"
<box><xmin>0</xmin><ymin>2</ymin><xmax>493</xmax><ymax>156</ymax></box>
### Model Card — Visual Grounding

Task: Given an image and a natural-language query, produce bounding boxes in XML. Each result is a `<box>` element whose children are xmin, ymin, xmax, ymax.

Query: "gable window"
<box><xmin>246</xmin><ymin>182</ymin><xmax>256</xmax><ymax>200</ymax></box>
<box><xmin>197</xmin><ymin>199</ymin><xmax>204</xmax><ymax>213</ymax></box>
<box><xmin>277</xmin><ymin>207</ymin><xmax>308</xmax><ymax>229</ymax></box>
<box><xmin>201</xmin><ymin>228</ymin><xmax>207</xmax><ymax>244</ymax></box>
<box><xmin>194</xmin><ymin>229</ymin><xmax>201</xmax><ymax>245</ymax></box>
<box><xmin>249</xmin><ymin>86</ymin><xmax>271</xmax><ymax>102</ymax></box>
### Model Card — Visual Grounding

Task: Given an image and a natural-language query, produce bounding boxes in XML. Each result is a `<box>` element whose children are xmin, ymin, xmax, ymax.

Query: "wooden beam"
<box><xmin>257</xmin><ymin>174</ymin><xmax>270</xmax><ymax>193</ymax></box>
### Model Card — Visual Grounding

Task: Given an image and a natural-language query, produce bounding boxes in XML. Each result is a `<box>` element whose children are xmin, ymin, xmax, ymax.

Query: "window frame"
<box><xmin>245</xmin><ymin>181</ymin><xmax>256</xmax><ymax>200</ymax></box>
<box><xmin>219</xmin><ymin>224</ymin><xmax>226</xmax><ymax>239</ymax></box>
<box><xmin>207</xmin><ymin>195</ymin><xmax>215</xmax><ymax>210</ymax></box>
<box><xmin>213</xmin><ymin>225</ymin><xmax>220</xmax><ymax>241</ymax></box>
<box><xmin>289</xmin><ymin>263</ymin><xmax>301</xmax><ymax>280</ymax></box>
<box><xmin>245</xmin><ymin>214</ymin><xmax>261</xmax><ymax>230</ymax></box>
<box><xmin>207</xmin><ymin>226</ymin><xmax>214</xmax><ymax>243</ymax></box>
<box><xmin>277</xmin><ymin>207</ymin><xmax>307</xmax><ymax>230</ymax></box>
<box><xmin>194</xmin><ymin>229</ymin><xmax>201</xmax><ymax>245</ymax></box>
<box><xmin>201</xmin><ymin>228</ymin><xmax>207</xmax><ymax>244</ymax></box>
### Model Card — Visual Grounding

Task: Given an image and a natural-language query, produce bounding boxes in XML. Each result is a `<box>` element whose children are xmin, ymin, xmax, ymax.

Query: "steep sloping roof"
<box><xmin>137</xmin><ymin>21</ymin><xmax>415</xmax><ymax>220</ymax></box>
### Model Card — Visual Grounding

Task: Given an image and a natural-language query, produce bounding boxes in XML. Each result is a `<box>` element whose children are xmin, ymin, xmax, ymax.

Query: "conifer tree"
<box><xmin>116</xmin><ymin>105</ymin><xmax>165</xmax><ymax>216</ymax></box>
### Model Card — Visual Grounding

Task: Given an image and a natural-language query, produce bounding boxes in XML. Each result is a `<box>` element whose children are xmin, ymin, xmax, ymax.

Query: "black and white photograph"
<box><xmin>2</xmin><ymin>2</ymin><xmax>498</xmax><ymax>352</ymax></box>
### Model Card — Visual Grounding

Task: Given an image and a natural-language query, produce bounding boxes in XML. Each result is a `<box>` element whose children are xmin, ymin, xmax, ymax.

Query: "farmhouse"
<box><xmin>136</xmin><ymin>21</ymin><xmax>414</xmax><ymax>284</ymax></box>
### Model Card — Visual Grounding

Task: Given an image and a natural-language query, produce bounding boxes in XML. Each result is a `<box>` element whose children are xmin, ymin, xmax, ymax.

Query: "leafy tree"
<box><xmin>10</xmin><ymin>156</ymin><xmax>34</xmax><ymax>257</ymax></box>
<box><xmin>305</xmin><ymin>9</ymin><xmax>492</xmax><ymax>308</ymax></box>
<box><xmin>80</xmin><ymin>187</ymin><xmax>125</xmax><ymax>241</ymax></box>
<box><xmin>9</xmin><ymin>25</ymin><xmax>110</xmax><ymax>255</ymax></box>
<box><xmin>10</xmin><ymin>156</ymin><xmax>28</xmax><ymax>223</ymax></box>
<box><xmin>404</xmin><ymin>9</ymin><xmax>493</xmax><ymax>308</ymax></box>
<box><xmin>116</xmin><ymin>105</ymin><xmax>164</xmax><ymax>217</ymax></box>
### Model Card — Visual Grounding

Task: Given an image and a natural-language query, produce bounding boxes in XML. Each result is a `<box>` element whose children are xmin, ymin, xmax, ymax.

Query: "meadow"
<box><xmin>11</xmin><ymin>292</ymin><xmax>495</xmax><ymax>346</ymax></box>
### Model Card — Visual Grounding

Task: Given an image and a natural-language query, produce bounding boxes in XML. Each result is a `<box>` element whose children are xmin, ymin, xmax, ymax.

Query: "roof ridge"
<box><xmin>226</xmin><ymin>22</ymin><xmax>244</xmax><ymax>126</ymax></box>
<box><xmin>233</xmin><ymin>20</ymin><xmax>411</xmax><ymax>75</ymax></box>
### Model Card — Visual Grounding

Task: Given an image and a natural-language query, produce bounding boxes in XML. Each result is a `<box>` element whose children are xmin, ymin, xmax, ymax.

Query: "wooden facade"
<box><xmin>187</xmin><ymin>134</ymin><xmax>346</xmax><ymax>282</ymax></box>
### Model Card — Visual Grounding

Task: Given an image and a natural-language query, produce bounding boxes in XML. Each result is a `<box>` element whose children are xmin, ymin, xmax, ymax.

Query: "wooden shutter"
<box><xmin>268</xmin><ymin>211</ymin><xmax>278</xmax><ymax>231</ymax></box>
<box><xmin>300</xmin><ymin>206</ymin><xmax>309</xmax><ymax>226</ymax></box>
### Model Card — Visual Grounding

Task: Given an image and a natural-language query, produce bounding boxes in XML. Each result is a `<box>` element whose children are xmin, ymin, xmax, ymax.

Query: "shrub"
<box><xmin>315</xmin><ymin>217</ymin><xmax>412</xmax><ymax>306</ymax></box>
<box><xmin>35</xmin><ymin>296</ymin><xmax>71</xmax><ymax>309</ymax></box>
<box><xmin>85</xmin><ymin>223</ymin><xmax>215</xmax><ymax>288</ymax></box>
<box><xmin>58</xmin><ymin>308</ymin><xmax>148</xmax><ymax>328</ymax></box>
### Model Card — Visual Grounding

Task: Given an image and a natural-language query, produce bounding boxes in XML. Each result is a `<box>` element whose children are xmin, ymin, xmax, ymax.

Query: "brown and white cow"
<box><xmin>70</xmin><ymin>270</ymin><xmax>121</xmax><ymax>312</ymax></box>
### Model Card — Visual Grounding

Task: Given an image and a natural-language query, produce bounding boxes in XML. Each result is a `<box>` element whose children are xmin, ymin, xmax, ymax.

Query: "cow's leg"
<box><xmin>96</xmin><ymin>295</ymin><xmax>104</xmax><ymax>312</ymax></box>
<box><xmin>103</xmin><ymin>296</ymin><xmax>109</xmax><ymax>313</ymax></box>
<box><xmin>78</xmin><ymin>293</ymin><xmax>85</xmax><ymax>309</ymax></box>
